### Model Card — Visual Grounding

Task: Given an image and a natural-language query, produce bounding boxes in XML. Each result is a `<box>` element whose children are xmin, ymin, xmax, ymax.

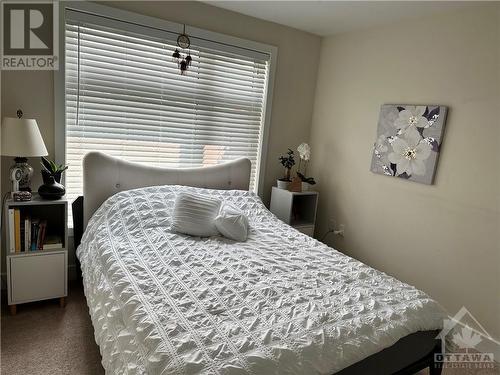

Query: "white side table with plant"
<box><xmin>3</xmin><ymin>156</ymin><xmax>69</xmax><ymax>315</ymax></box>
<box><xmin>272</xmin><ymin>142</ymin><xmax>318</xmax><ymax>236</ymax></box>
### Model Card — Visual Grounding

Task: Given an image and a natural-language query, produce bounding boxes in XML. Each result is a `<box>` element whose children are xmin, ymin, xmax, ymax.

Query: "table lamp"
<box><xmin>1</xmin><ymin>109</ymin><xmax>48</xmax><ymax>194</ymax></box>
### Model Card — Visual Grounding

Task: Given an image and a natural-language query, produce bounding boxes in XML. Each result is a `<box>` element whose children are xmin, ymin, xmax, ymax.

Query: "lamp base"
<box><xmin>11</xmin><ymin>157</ymin><xmax>34</xmax><ymax>192</ymax></box>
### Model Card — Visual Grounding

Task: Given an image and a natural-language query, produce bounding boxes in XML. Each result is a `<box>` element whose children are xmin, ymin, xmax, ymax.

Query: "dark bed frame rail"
<box><xmin>336</xmin><ymin>335</ymin><xmax>442</xmax><ymax>375</ymax></box>
<box><xmin>72</xmin><ymin>196</ymin><xmax>442</xmax><ymax>375</ymax></box>
<box><xmin>72</xmin><ymin>196</ymin><xmax>84</xmax><ymax>249</ymax></box>
<box><xmin>72</xmin><ymin>196</ymin><xmax>84</xmax><ymax>279</ymax></box>
<box><xmin>395</xmin><ymin>344</ymin><xmax>442</xmax><ymax>375</ymax></box>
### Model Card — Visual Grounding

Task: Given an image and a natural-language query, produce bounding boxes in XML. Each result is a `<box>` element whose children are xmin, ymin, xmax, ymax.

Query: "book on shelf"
<box><xmin>37</xmin><ymin>220</ymin><xmax>47</xmax><ymax>250</ymax></box>
<box><xmin>20</xmin><ymin>213</ymin><xmax>25</xmax><ymax>251</ymax></box>
<box><xmin>24</xmin><ymin>215</ymin><xmax>31</xmax><ymax>252</ymax></box>
<box><xmin>14</xmin><ymin>209</ymin><xmax>21</xmax><ymax>253</ymax></box>
<box><xmin>31</xmin><ymin>219</ymin><xmax>39</xmax><ymax>251</ymax></box>
<box><xmin>8</xmin><ymin>209</ymin><xmax>15</xmax><ymax>253</ymax></box>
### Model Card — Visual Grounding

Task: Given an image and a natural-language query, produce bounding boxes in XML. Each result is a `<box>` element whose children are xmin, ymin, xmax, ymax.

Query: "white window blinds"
<box><xmin>64</xmin><ymin>14</ymin><xmax>270</xmax><ymax>207</ymax></box>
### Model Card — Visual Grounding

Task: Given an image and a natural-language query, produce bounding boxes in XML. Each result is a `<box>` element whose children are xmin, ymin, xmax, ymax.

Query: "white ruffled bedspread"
<box><xmin>77</xmin><ymin>186</ymin><xmax>446</xmax><ymax>374</ymax></box>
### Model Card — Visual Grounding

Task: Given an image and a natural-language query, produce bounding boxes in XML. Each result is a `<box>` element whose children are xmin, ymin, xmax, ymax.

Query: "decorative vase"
<box><xmin>277</xmin><ymin>179</ymin><xmax>290</xmax><ymax>190</ymax></box>
<box><xmin>38</xmin><ymin>174</ymin><xmax>65</xmax><ymax>200</ymax></box>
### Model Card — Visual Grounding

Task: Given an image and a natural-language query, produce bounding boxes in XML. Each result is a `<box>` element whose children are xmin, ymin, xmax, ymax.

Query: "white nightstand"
<box><xmin>270</xmin><ymin>187</ymin><xmax>319</xmax><ymax>236</ymax></box>
<box><xmin>4</xmin><ymin>194</ymin><xmax>68</xmax><ymax>315</ymax></box>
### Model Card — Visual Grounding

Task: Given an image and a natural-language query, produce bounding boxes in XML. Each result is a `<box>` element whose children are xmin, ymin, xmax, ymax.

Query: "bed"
<box><xmin>76</xmin><ymin>152</ymin><xmax>446</xmax><ymax>374</ymax></box>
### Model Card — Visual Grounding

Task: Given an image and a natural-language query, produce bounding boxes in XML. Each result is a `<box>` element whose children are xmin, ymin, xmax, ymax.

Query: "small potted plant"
<box><xmin>40</xmin><ymin>157</ymin><xmax>68</xmax><ymax>184</ymax></box>
<box><xmin>277</xmin><ymin>148</ymin><xmax>295</xmax><ymax>189</ymax></box>
<box><xmin>38</xmin><ymin>157</ymin><xmax>68</xmax><ymax>200</ymax></box>
<box><xmin>297</xmin><ymin>143</ymin><xmax>316</xmax><ymax>191</ymax></box>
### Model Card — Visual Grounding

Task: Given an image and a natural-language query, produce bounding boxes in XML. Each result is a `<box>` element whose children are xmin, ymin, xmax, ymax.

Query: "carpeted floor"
<box><xmin>1</xmin><ymin>282</ymin><xmax>104</xmax><ymax>375</ymax></box>
<box><xmin>1</xmin><ymin>282</ymin><xmax>498</xmax><ymax>375</ymax></box>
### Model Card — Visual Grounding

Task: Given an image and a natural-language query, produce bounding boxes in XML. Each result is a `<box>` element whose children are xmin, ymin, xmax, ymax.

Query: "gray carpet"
<box><xmin>1</xmin><ymin>282</ymin><xmax>104</xmax><ymax>375</ymax></box>
<box><xmin>1</xmin><ymin>283</ymin><xmax>498</xmax><ymax>375</ymax></box>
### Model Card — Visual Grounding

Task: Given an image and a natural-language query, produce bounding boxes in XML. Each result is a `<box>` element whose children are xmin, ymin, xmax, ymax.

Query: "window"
<box><xmin>63</xmin><ymin>8</ymin><xmax>272</xmax><ymax>211</ymax></box>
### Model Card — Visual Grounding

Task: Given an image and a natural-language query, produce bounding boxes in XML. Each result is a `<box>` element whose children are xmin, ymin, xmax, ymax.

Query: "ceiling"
<box><xmin>205</xmin><ymin>1</ymin><xmax>478</xmax><ymax>36</ymax></box>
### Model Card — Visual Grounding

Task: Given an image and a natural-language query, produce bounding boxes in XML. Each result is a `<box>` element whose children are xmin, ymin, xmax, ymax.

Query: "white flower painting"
<box><xmin>394</xmin><ymin>106</ymin><xmax>430</xmax><ymax>134</ymax></box>
<box><xmin>388</xmin><ymin>129</ymin><xmax>431</xmax><ymax>176</ymax></box>
<box><xmin>370</xmin><ymin>104</ymin><xmax>448</xmax><ymax>185</ymax></box>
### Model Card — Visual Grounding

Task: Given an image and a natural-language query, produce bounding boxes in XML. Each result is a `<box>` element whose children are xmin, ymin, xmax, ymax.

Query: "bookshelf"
<box><xmin>269</xmin><ymin>187</ymin><xmax>319</xmax><ymax>237</ymax></box>
<box><xmin>4</xmin><ymin>194</ymin><xmax>68</xmax><ymax>315</ymax></box>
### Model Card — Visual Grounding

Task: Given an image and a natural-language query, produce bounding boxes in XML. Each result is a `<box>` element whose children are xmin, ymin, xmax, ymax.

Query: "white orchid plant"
<box><xmin>296</xmin><ymin>143</ymin><xmax>316</xmax><ymax>185</ymax></box>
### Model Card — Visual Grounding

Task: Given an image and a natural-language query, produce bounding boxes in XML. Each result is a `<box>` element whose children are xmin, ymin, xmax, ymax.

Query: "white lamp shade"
<box><xmin>1</xmin><ymin>117</ymin><xmax>48</xmax><ymax>157</ymax></box>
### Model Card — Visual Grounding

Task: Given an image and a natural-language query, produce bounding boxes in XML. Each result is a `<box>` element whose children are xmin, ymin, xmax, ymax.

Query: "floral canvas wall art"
<box><xmin>370</xmin><ymin>104</ymin><xmax>448</xmax><ymax>185</ymax></box>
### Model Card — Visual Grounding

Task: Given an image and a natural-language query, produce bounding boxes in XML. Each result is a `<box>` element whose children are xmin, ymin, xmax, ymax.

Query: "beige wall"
<box><xmin>0</xmin><ymin>1</ymin><xmax>320</xmax><ymax>278</ymax></box>
<box><xmin>309</xmin><ymin>4</ymin><xmax>500</xmax><ymax>339</ymax></box>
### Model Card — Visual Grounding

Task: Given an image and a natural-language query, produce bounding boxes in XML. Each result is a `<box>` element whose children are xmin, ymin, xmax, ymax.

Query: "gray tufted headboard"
<box><xmin>82</xmin><ymin>152</ymin><xmax>251</xmax><ymax>228</ymax></box>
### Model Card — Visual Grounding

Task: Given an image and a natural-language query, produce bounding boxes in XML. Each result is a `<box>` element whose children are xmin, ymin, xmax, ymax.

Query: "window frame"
<box><xmin>54</xmin><ymin>1</ymin><xmax>277</xmax><ymax>199</ymax></box>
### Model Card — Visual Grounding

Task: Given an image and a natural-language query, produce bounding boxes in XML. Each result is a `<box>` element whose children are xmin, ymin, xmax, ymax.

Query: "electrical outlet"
<box><xmin>332</xmin><ymin>223</ymin><xmax>345</xmax><ymax>237</ymax></box>
<box><xmin>338</xmin><ymin>224</ymin><xmax>345</xmax><ymax>237</ymax></box>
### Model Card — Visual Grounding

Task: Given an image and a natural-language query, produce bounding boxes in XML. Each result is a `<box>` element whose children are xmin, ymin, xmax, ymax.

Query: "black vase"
<box><xmin>39</xmin><ymin>172</ymin><xmax>65</xmax><ymax>200</ymax></box>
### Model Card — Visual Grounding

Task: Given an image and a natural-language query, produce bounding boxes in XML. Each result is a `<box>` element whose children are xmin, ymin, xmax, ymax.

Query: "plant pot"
<box><xmin>302</xmin><ymin>182</ymin><xmax>311</xmax><ymax>191</ymax></box>
<box><xmin>277</xmin><ymin>179</ymin><xmax>290</xmax><ymax>190</ymax></box>
<box><xmin>38</xmin><ymin>175</ymin><xmax>65</xmax><ymax>200</ymax></box>
<box><xmin>289</xmin><ymin>177</ymin><xmax>302</xmax><ymax>192</ymax></box>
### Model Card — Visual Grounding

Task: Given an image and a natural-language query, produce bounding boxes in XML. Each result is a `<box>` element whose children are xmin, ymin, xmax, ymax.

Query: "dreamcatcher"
<box><xmin>172</xmin><ymin>25</ymin><xmax>193</xmax><ymax>75</ymax></box>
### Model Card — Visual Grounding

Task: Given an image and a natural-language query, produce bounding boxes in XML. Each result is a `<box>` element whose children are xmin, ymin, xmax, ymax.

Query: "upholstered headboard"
<box><xmin>82</xmin><ymin>152</ymin><xmax>251</xmax><ymax>228</ymax></box>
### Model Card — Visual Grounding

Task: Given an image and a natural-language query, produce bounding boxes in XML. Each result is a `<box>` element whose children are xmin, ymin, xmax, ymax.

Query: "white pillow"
<box><xmin>214</xmin><ymin>205</ymin><xmax>249</xmax><ymax>241</ymax></box>
<box><xmin>171</xmin><ymin>193</ymin><xmax>222</xmax><ymax>237</ymax></box>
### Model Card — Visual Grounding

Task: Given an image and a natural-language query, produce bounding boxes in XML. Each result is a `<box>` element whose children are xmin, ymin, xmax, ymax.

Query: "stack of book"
<box><xmin>7</xmin><ymin>209</ymin><xmax>63</xmax><ymax>253</ymax></box>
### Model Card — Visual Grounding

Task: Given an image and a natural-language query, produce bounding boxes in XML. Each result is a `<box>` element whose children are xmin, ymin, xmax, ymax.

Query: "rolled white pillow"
<box><xmin>171</xmin><ymin>193</ymin><xmax>222</xmax><ymax>237</ymax></box>
<box><xmin>214</xmin><ymin>205</ymin><xmax>249</xmax><ymax>241</ymax></box>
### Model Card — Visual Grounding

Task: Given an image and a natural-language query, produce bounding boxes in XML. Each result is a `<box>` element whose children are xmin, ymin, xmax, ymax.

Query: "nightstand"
<box><xmin>270</xmin><ymin>186</ymin><xmax>318</xmax><ymax>236</ymax></box>
<box><xmin>4</xmin><ymin>194</ymin><xmax>68</xmax><ymax>315</ymax></box>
